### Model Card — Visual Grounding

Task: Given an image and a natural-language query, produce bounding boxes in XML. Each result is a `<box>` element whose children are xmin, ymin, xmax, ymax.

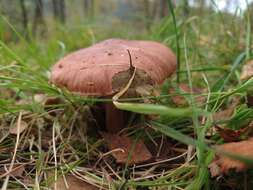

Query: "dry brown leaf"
<box><xmin>44</xmin><ymin>97</ymin><xmax>63</xmax><ymax>116</ymax></box>
<box><xmin>44</xmin><ymin>97</ymin><xmax>62</xmax><ymax>106</ymax></box>
<box><xmin>34</xmin><ymin>93</ymin><xmax>47</xmax><ymax>103</ymax></box>
<box><xmin>215</xmin><ymin>124</ymin><xmax>253</xmax><ymax>142</ymax></box>
<box><xmin>102</xmin><ymin>133</ymin><xmax>152</xmax><ymax>165</ymax></box>
<box><xmin>246</xmin><ymin>94</ymin><xmax>253</xmax><ymax>107</ymax></box>
<box><xmin>0</xmin><ymin>165</ymin><xmax>25</xmax><ymax>178</ymax></box>
<box><xmin>136</xmin><ymin>85</ymin><xmax>161</xmax><ymax>120</ymax></box>
<box><xmin>34</xmin><ymin>94</ymin><xmax>62</xmax><ymax>106</ymax></box>
<box><xmin>169</xmin><ymin>83</ymin><xmax>205</xmax><ymax>106</ymax></box>
<box><xmin>213</xmin><ymin>97</ymin><xmax>240</xmax><ymax>121</ymax></box>
<box><xmin>145</xmin><ymin>136</ymin><xmax>173</xmax><ymax>159</ymax></box>
<box><xmin>240</xmin><ymin>60</ymin><xmax>253</xmax><ymax>80</ymax></box>
<box><xmin>208</xmin><ymin>162</ymin><xmax>221</xmax><ymax>177</ymax></box>
<box><xmin>213</xmin><ymin>107</ymin><xmax>234</xmax><ymax>121</ymax></box>
<box><xmin>135</xmin><ymin>85</ymin><xmax>154</xmax><ymax>97</ymax></box>
<box><xmin>215</xmin><ymin>125</ymin><xmax>241</xmax><ymax>142</ymax></box>
<box><xmin>11</xmin><ymin>165</ymin><xmax>25</xmax><ymax>177</ymax></box>
<box><xmin>9</xmin><ymin>120</ymin><xmax>28</xmax><ymax>135</ymax></box>
<box><xmin>198</xmin><ymin>35</ymin><xmax>212</xmax><ymax>46</ymax></box>
<box><xmin>49</xmin><ymin>173</ymin><xmax>98</xmax><ymax>190</ymax></box>
<box><xmin>135</xmin><ymin>85</ymin><xmax>160</xmax><ymax>100</ymax></box>
<box><xmin>0</xmin><ymin>88</ymin><xmax>15</xmax><ymax>99</ymax></box>
<box><xmin>209</xmin><ymin>138</ymin><xmax>253</xmax><ymax>177</ymax></box>
<box><xmin>15</xmin><ymin>98</ymin><xmax>33</xmax><ymax>105</ymax></box>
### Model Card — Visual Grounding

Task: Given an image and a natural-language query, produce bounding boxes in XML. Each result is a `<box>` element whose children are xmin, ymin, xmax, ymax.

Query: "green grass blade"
<box><xmin>212</xmin><ymin>52</ymin><xmax>246</xmax><ymax>92</ymax></box>
<box><xmin>167</xmin><ymin>0</ymin><xmax>180</xmax><ymax>83</ymax></box>
<box><xmin>114</xmin><ymin>102</ymin><xmax>206</xmax><ymax>118</ymax></box>
<box><xmin>151</xmin><ymin>121</ymin><xmax>197</xmax><ymax>146</ymax></box>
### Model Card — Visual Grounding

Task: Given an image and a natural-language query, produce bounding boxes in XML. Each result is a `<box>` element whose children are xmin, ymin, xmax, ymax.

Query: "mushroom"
<box><xmin>50</xmin><ymin>39</ymin><xmax>176</xmax><ymax>133</ymax></box>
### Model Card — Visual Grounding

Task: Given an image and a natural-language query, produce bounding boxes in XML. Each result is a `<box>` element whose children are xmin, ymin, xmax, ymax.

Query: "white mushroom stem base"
<box><xmin>104</xmin><ymin>102</ymin><xmax>124</xmax><ymax>133</ymax></box>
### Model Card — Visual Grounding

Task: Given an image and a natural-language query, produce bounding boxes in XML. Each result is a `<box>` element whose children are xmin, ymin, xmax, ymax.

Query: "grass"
<box><xmin>1</xmin><ymin>2</ymin><xmax>253</xmax><ymax>189</ymax></box>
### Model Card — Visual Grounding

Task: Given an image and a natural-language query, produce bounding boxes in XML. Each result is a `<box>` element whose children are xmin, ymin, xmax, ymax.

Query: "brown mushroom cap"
<box><xmin>50</xmin><ymin>39</ymin><xmax>176</xmax><ymax>96</ymax></box>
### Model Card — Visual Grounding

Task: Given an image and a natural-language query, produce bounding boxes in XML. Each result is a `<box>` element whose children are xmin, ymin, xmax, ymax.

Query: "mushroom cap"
<box><xmin>50</xmin><ymin>39</ymin><xmax>176</xmax><ymax>96</ymax></box>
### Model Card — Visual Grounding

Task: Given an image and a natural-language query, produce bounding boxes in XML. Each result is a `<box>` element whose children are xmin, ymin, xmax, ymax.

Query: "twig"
<box><xmin>113</xmin><ymin>49</ymin><xmax>136</xmax><ymax>102</ymax></box>
<box><xmin>1</xmin><ymin>112</ymin><xmax>22</xmax><ymax>190</ymax></box>
<box><xmin>52</xmin><ymin>120</ymin><xmax>58</xmax><ymax>190</ymax></box>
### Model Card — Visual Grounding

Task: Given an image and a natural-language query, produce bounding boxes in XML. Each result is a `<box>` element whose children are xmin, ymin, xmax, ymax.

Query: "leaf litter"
<box><xmin>209</xmin><ymin>138</ymin><xmax>253</xmax><ymax>177</ymax></box>
<box><xmin>240</xmin><ymin>60</ymin><xmax>253</xmax><ymax>80</ymax></box>
<box><xmin>169</xmin><ymin>83</ymin><xmax>205</xmax><ymax>106</ymax></box>
<box><xmin>9</xmin><ymin>120</ymin><xmax>28</xmax><ymax>135</ymax></box>
<box><xmin>48</xmin><ymin>172</ymin><xmax>99</xmax><ymax>190</ymax></box>
<box><xmin>101</xmin><ymin>132</ymin><xmax>152</xmax><ymax>165</ymax></box>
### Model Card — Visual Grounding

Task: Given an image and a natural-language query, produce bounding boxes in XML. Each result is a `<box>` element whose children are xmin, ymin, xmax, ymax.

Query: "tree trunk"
<box><xmin>159</xmin><ymin>0</ymin><xmax>168</xmax><ymax>18</ymax></box>
<box><xmin>83</xmin><ymin>0</ymin><xmax>89</xmax><ymax>17</ymax></box>
<box><xmin>89</xmin><ymin>0</ymin><xmax>94</xmax><ymax>18</ymax></box>
<box><xmin>151</xmin><ymin>0</ymin><xmax>159</xmax><ymax>20</ymax></box>
<box><xmin>83</xmin><ymin>0</ymin><xmax>94</xmax><ymax>19</ymax></box>
<box><xmin>52</xmin><ymin>0</ymin><xmax>58</xmax><ymax>19</ymax></box>
<box><xmin>182</xmin><ymin>0</ymin><xmax>189</xmax><ymax>17</ymax></box>
<box><xmin>143</xmin><ymin>0</ymin><xmax>151</xmax><ymax>31</ymax></box>
<box><xmin>58</xmin><ymin>0</ymin><xmax>65</xmax><ymax>23</ymax></box>
<box><xmin>19</xmin><ymin>0</ymin><xmax>29</xmax><ymax>40</ymax></box>
<box><xmin>198</xmin><ymin>0</ymin><xmax>205</xmax><ymax>15</ymax></box>
<box><xmin>32</xmin><ymin>0</ymin><xmax>46</xmax><ymax>37</ymax></box>
<box><xmin>52</xmin><ymin>0</ymin><xmax>65</xmax><ymax>23</ymax></box>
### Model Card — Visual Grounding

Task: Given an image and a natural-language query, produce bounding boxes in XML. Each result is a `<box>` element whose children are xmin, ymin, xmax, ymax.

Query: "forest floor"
<box><xmin>1</xmin><ymin>9</ymin><xmax>253</xmax><ymax>190</ymax></box>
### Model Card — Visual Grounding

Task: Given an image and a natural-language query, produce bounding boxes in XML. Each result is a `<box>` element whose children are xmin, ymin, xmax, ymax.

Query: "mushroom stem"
<box><xmin>104</xmin><ymin>102</ymin><xmax>124</xmax><ymax>133</ymax></box>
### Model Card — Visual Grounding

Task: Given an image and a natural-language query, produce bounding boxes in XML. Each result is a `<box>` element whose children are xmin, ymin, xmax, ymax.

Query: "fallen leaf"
<box><xmin>198</xmin><ymin>35</ymin><xmax>212</xmax><ymax>46</ymax></box>
<box><xmin>135</xmin><ymin>85</ymin><xmax>154</xmax><ymax>97</ymax></box>
<box><xmin>11</xmin><ymin>165</ymin><xmax>25</xmax><ymax>177</ymax></box>
<box><xmin>44</xmin><ymin>97</ymin><xmax>63</xmax><ymax>116</ymax></box>
<box><xmin>0</xmin><ymin>127</ymin><xmax>9</xmax><ymax>142</ymax></box>
<box><xmin>34</xmin><ymin>94</ymin><xmax>62</xmax><ymax>107</ymax></box>
<box><xmin>15</xmin><ymin>98</ymin><xmax>33</xmax><ymax>105</ymax></box>
<box><xmin>213</xmin><ymin>107</ymin><xmax>234</xmax><ymax>121</ymax></box>
<box><xmin>9</xmin><ymin>120</ymin><xmax>28</xmax><ymax>135</ymax></box>
<box><xmin>215</xmin><ymin>125</ymin><xmax>241</xmax><ymax>142</ymax></box>
<box><xmin>208</xmin><ymin>162</ymin><xmax>221</xmax><ymax>177</ymax></box>
<box><xmin>0</xmin><ymin>165</ymin><xmax>25</xmax><ymax>178</ymax></box>
<box><xmin>0</xmin><ymin>88</ymin><xmax>15</xmax><ymax>99</ymax></box>
<box><xmin>215</xmin><ymin>124</ymin><xmax>253</xmax><ymax>142</ymax></box>
<box><xmin>212</xmin><ymin>97</ymin><xmax>240</xmax><ymax>121</ymax></box>
<box><xmin>145</xmin><ymin>136</ymin><xmax>173</xmax><ymax>159</ymax></box>
<box><xmin>135</xmin><ymin>85</ymin><xmax>161</xmax><ymax>120</ymax></box>
<box><xmin>102</xmin><ymin>133</ymin><xmax>152</xmax><ymax>165</ymax></box>
<box><xmin>34</xmin><ymin>93</ymin><xmax>47</xmax><ymax>103</ymax></box>
<box><xmin>209</xmin><ymin>138</ymin><xmax>253</xmax><ymax>177</ymax></box>
<box><xmin>246</xmin><ymin>94</ymin><xmax>253</xmax><ymax>107</ymax></box>
<box><xmin>44</xmin><ymin>97</ymin><xmax>62</xmax><ymax>106</ymax></box>
<box><xmin>240</xmin><ymin>60</ymin><xmax>253</xmax><ymax>80</ymax></box>
<box><xmin>49</xmin><ymin>173</ymin><xmax>98</xmax><ymax>190</ymax></box>
<box><xmin>169</xmin><ymin>83</ymin><xmax>205</xmax><ymax>106</ymax></box>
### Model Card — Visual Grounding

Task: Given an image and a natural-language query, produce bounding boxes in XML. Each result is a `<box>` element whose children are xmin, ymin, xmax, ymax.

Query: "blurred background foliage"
<box><xmin>0</xmin><ymin>0</ymin><xmax>252</xmax><ymax>43</ymax></box>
